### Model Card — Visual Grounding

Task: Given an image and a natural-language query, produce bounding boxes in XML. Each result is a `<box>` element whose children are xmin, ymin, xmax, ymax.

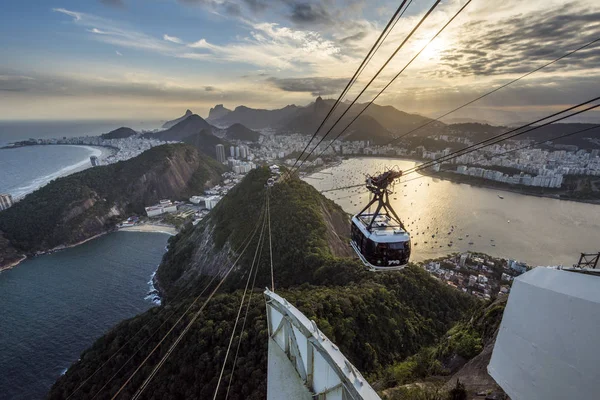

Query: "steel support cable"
<box><xmin>91</xmin><ymin>275</ymin><xmax>218</xmax><ymax>400</ymax></box>
<box><xmin>398</xmin><ymin>124</ymin><xmax>600</xmax><ymax>185</ymax></box>
<box><xmin>377</xmin><ymin>36</ymin><xmax>600</xmax><ymax>147</ymax></box>
<box><xmin>307</xmin><ymin>0</ymin><xmax>473</xmax><ymax>163</ymax></box>
<box><xmin>224</xmin><ymin>206</ymin><xmax>269</xmax><ymax>399</ymax></box>
<box><xmin>90</xmin><ymin>221</ymin><xmax>264</xmax><ymax>399</ymax></box>
<box><xmin>213</xmin><ymin>201</ymin><xmax>268</xmax><ymax>400</ymax></box>
<box><xmin>403</xmin><ymin>97</ymin><xmax>600</xmax><ymax>176</ymax></box>
<box><xmin>130</xmin><ymin>203</ymin><xmax>268</xmax><ymax>400</ymax></box>
<box><xmin>285</xmin><ymin>0</ymin><xmax>411</xmax><ymax>178</ymax></box>
<box><xmin>291</xmin><ymin>0</ymin><xmax>444</xmax><ymax>175</ymax></box>
<box><xmin>267</xmin><ymin>189</ymin><xmax>274</xmax><ymax>291</ymax></box>
<box><xmin>318</xmin><ymin>103</ymin><xmax>600</xmax><ymax>194</ymax></box>
<box><xmin>111</xmin><ymin>200</ymin><xmax>267</xmax><ymax>400</ymax></box>
<box><xmin>78</xmin><ymin>218</ymin><xmax>265</xmax><ymax>399</ymax></box>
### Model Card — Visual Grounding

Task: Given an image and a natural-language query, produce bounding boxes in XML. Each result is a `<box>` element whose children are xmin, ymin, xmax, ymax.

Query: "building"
<box><xmin>240</xmin><ymin>146</ymin><xmax>247</xmax><ymax>159</ymax></box>
<box><xmin>459</xmin><ymin>252</ymin><xmax>469</xmax><ymax>267</ymax></box>
<box><xmin>0</xmin><ymin>194</ymin><xmax>13</xmax><ymax>211</ymax></box>
<box><xmin>216</xmin><ymin>144</ymin><xmax>226</xmax><ymax>163</ymax></box>
<box><xmin>204</xmin><ymin>195</ymin><xmax>221</xmax><ymax>210</ymax></box>
<box><xmin>235</xmin><ymin>146</ymin><xmax>240</xmax><ymax>159</ymax></box>
<box><xmin>144</xmin><ymin>199</ymin><xmax>178</xmax><ymax>217</ymax></box>
<box><xmin>230</xmin><ymin>145</ymin><xmax>235</xmax><ymax>158</ymax></box>
<box><xmin>90</xmin><ymin>155</ymin><xmax>99</xmax><ymax>167</ymax></box>
<box><xmin>189</xmin><ymin>195</ymin><xmax>205</xmax><ymax>204</ymax></box>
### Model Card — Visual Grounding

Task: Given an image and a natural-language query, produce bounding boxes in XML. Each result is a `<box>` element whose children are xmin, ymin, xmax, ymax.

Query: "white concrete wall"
<box><xmin>488</xmin><ymin>267</ymin><xmax>600</xmax><ymax>400</ymax></box>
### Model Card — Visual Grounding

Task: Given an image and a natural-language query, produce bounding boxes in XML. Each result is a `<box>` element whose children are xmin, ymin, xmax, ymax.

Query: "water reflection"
<box><xmin>305</xmin><ymin>157</ymin><xmax>600</xmax><ymax>266</ymax></box>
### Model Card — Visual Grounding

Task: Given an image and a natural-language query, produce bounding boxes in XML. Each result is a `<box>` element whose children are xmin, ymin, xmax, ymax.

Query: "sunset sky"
<box><xmin>1</xmin><ymin>0</ymin><xmax>599</xmax><ymax>124</ymax></box>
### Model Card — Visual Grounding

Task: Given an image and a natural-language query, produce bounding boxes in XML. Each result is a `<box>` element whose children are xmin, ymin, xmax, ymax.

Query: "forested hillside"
<box><xmin>48</xmin><ymin>168</ymin><xmax>476</xmax><ymax>400</ymax></box>
<box><xmin>0</xmin><ymin>144</ymin><xmax>224</xmax><ymax>265</ymax></box>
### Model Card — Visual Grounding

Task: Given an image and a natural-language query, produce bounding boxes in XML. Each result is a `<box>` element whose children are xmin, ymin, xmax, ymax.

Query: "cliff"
<box><xmin>48</xmin><ymin>168</ymin><xmax>475</xmax><ymax>399</ymax></box>
<box><xmin>0</xmin><ymin>144</ymin><xmax>224</xmax><ymax>268</ymax></box>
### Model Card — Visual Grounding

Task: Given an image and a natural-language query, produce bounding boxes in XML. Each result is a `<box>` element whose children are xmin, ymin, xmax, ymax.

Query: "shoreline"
<box><xmin>0</xmin><ymin>255</ymin><xmax>28</xmax><ymax>272</ymax></box>
<box><xmin>0</xmin><ymin>223</ymin><xmax>177</xmax><ymax>272</ymax></box>
<box><xmin>315</xmin><ymin>155</ymin><xmax>600</xmax><ymax>206</ymax></box>
<box><xmin>417</xmin><ymin>169</ymin><xmax>600</xmax><ymax>206</ymax></box>
<box><xmin>118</xmin><ymin>224</ymin><xmax>178</xmax><ymax>235</ymax></box>
<box><xmin>3</xmin><ymin>144</ymin><xmax>117</xmax><ymax>200</ymax></box>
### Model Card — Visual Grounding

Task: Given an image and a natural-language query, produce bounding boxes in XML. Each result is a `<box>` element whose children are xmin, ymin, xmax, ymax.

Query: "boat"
<box><xmin>498</xmin><ymin>195</ymin><xmax>504</xmax><ymax>199</ymax></box>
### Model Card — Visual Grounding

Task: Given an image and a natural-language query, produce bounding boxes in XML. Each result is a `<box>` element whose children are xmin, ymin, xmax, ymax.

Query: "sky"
<box><xmin>0</xmin><ymin>0</ymin><xmax>599</xmax><ymax>124</ymax></box>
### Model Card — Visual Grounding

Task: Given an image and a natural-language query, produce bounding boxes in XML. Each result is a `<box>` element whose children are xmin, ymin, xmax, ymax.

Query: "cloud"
<box><xmin>163</xmin><ymin>34</ymin><xmax>183</xmax><ymax>44</ymax></box>
<box><xmin>268</xmin><ymin>76</ymin><xmax>348</xmax><ymax>96</ymax></box>
<box><xmin>116</xmin><ymin>50</ymin><xmax>123</xmax><ymax>56</ymax></box>
<box><xmin>100</xmin><ymin>0</ymin><xmax>125</xmax><ymax>8</ymax></box>
<box><xmin>437</xmin><ymin>2</ymin><xmax>600</xmax><ymax>77</ymax></box>
<box><xmin>288</xmin><ymin>2</ymin><xmax>332</xmax><ymax>25</ymax></box>
<box><xmin>53</xmin><ymin>8</ymin><xmax>82</xmax><ymax>21</ymax></box>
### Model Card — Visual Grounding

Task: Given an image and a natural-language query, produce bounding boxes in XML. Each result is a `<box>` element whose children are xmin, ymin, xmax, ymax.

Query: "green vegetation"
<box><xmin>0</xmin><ymin>144</ymin><xmax>223</xmax><ymax>254</ymax></box>
<box><xmin>49</xmin><ymin>168</ymin><xmax>478</xmax><ymax>400</ymax></box>
<box><xmin>378</xmin><ymin>298</ymin><xmax>506</xmax><ymax>391</ymax></box>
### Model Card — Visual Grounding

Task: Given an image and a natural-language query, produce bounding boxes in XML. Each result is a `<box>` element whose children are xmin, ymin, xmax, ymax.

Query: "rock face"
<box><xmin>162</xmin><ymin>109</ymin><xmax>193</xmax><ymax>129</ymax></box>
<box><xmin>0</xmin><ymin>144</ymin><xmax>224</xmax><ymax>269</ymax></box>
<box><xmin>207</xmin><ymin>104</ymin><xmax>232</xmax><ymax>121</ymax></box>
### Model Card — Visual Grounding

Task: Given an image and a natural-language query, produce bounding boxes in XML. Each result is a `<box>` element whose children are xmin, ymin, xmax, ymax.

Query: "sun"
<box><xmin>413</xmin><ymin>35</ymin><xmax>449</xmax><ymax>62</ymax></box>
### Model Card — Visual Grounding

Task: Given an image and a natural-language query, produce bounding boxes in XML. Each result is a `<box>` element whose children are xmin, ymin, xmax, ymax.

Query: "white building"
<box><xmin>204</xmin><ymin>195</ymin><xmax>222</xmax><ymax>210</ymax></box>
<box><xmin>145</xmin><ymin>199</ymin><xmax>177</xmax><ymax>217</ymax></box>
<box><xmin>0</xmin><ymin>194</ymin><xmax>13</xmax><ymax>211</ymax></box>
<box><xmin>189</xmin><ymin>196</ymin><xmax>205</xmax><ymax>204</ymax></box>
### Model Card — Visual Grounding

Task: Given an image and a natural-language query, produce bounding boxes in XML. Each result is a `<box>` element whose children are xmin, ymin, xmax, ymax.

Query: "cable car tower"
<box><xmin>351</xmin><ymin>169</ymin><xmax>411</xmax><ymax>271</ymax></box>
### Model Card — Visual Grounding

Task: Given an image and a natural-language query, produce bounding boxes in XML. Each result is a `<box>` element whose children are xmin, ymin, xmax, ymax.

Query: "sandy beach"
<box><xmin>119</xmin><ymin>224</ymin><xmax>178</xmax><ymax>235</ymax></box>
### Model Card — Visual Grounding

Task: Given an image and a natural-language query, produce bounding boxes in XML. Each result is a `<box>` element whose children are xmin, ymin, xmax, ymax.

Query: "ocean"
<box><xmin>0</xmin><ymin>231</ymin><xmax>169</xmax><ymax>400</ymax></box>
<box><xmin>306</xmin><ymin>157</ymin><xmax>600</xmax><ymax>267</ymax></box>
<box><xmin>0</xmin><ymin>120</ymin><xmax>161</xmax><ymax>198</ymax></box>
<box><xmin>0</xmin><ymin>145</ymin><xmax>104</xmax><ymax>198</ymax></box>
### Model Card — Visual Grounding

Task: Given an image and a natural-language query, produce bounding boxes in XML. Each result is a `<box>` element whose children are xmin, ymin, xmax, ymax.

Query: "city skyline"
<box><xmin>1</xmin><ymin>0</ymin><xmax>599</xmax><ymax>125</ymax></box>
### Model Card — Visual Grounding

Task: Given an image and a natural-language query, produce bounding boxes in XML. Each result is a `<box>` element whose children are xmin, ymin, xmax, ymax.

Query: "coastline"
<box><xmin>0</xmin><ymin>255</ymin><xmax>27</xmax><ymax>272</ymax></box>
<box><xmin>2</xmin><ymin>144</ymin><xmax>117</xmax><ymax>200</ymax></box>
<box><xmin>417</xmin><ymin>169</ymin><xmax>600</xmax><ymax>206</ymax></box>
<box><xmin>0</xmin><ymin>224</ymin><xmax>176</xmax><ymax>272</ymax></box>
<box><xmin>118</xmin><ymin>223</ymin><xmax>178</xmax><ymax>235</ymax></box>
<box><xmin>315</xmin><ymin>155</ymin><xmax>600</xmax><ymax>206</ymax></box>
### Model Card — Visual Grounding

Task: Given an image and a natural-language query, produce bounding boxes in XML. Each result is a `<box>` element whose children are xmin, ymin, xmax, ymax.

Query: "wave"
<box><xmin>11</xmin><ymin>146</ymin><xmax>102</xmax><ymax>198</ymax></box>
<box><xmin>145</xmin><ymin>270</ymin><xmax>162</xmax><ymax>306</ymax></box>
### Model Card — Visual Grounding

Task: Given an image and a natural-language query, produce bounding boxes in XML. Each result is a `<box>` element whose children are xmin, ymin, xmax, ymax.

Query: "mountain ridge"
<box><xmin>48</xmin><ymin>168</ymin><xmax>475</xmax><ymax>400</ymax></box>
<box><xmin>0</xmin><ymin>144</ymin><xmax>224</xmax><ymax>269</ymax></box>
<box><xmin>162</xmin><ymin>110</ymin><xmax>193</xmax><ymax>129</ymax></box>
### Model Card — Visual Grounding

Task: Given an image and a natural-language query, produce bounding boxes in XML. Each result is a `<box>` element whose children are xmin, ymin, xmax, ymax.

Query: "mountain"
<box><xmin>207</xmin><ymin>104</ymin><xmax>300</xmax><ymax>129</ymax></box>
<box><xmin>207</xmin><ymin>104</ymin><xmax>232</xmax><ymax>121</ymax></box>
<box><xmin>49</xmin><ymin>168</ymin><xmax>475</xmax><ymax>399</ymax></box>
<box><xmin>148</xmin><ymin>114</ymin><xmax>215</xmax><ymax>142</ymax></box>
<box><xmin>341</xmin><ymin>114</ymin><xmax>394</xmax><ymax>144</ymax></box>
<box><xmin>224</xmin><ymin>123</ymin><xmax>261</xmax><ymax>142</ymax></box>
<box><xmin>521</xmin><ymin>123</ymin><xmax>600</xmax><ymax>150</ymax></box>
<box><xmin>181</xmin><ymin>129</ymin><xmax>230</xmax><ymax>160</ymax></box>
<box><xmin>0</xmin><ymin>144</ymin><xmax>224</xmax><ymax>268</ymax></box>
<box><xmin>207</xmin><ymin>97</ymin><xmax>439</xmax><ymax>141</ymax></box>
<box><xmin>162</xmin><ymin>109</ymin><xmax>193</xmax><ymax>129</ymax></box>
<box><xmin>100</xmin><ymin>127</ymin><xmax>137</xmax><ymax>140</ymax></box>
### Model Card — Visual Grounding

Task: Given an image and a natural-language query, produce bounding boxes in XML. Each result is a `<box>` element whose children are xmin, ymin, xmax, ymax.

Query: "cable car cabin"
<box><xmin>351</xmin><ymin>213</ymin><xmax>411</xmax><ymax>271</ymax></box>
